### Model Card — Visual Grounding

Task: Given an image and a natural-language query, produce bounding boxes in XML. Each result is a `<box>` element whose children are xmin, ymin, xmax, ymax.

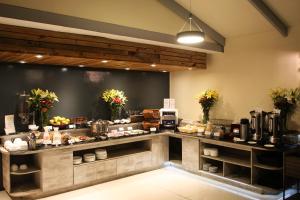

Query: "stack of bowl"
<box><xmin>95</xmin><ymin>149</ymin><xmax>107</xmax><ymax>160</ymax></box>
<box><xmin>83</xmin><ymin>153</ymin><xmax>96</xmax><ymax>162</ymax></box>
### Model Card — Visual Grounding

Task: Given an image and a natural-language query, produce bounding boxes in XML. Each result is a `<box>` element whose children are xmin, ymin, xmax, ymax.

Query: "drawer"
<box><xmin>74</xmin><ymin>163</ymin><xmax>97</xmax><ymax>185</ymax></box>
<box><xmin>96</xmin><ymin>160</ymin><xmax>117</xmax><ymax>180</ymax></box>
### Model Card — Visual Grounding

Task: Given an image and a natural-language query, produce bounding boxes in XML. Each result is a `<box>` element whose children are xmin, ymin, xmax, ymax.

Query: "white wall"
<box><xmin>170</xmin><ymin>27</ymin><xmax>300</xmax><ymax>130</ymax></box>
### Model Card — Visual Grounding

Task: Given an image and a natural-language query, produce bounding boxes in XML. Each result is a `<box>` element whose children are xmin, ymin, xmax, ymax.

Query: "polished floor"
<box><xmin>0</xmin><ymin>167</ymin><xmax>295</xmax><ymax>200</ymax></box>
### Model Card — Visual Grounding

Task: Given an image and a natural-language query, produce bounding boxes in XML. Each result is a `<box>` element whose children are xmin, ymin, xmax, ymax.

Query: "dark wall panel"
<box><xmin>0</xmin><ymin>63</ymin><xmax>170</xmax><ymax>134</ymax></box>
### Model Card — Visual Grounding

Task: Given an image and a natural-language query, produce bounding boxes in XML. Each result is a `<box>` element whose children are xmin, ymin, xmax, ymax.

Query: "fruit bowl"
<box><xmin>49</xmin><ymin>116</ymin><xmax>70</xmax><ymax>129</ymax></box>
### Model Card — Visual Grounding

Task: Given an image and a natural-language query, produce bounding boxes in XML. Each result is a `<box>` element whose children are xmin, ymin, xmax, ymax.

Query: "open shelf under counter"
<box><xmin>253</xmin><ymin>163</ymin><xmax>283</xmax><ymax>171</ymax></box>
<box><xmin>201</xmin><ymin>154</ymin><xmax>251</xmax><ymax>168</ymax></box>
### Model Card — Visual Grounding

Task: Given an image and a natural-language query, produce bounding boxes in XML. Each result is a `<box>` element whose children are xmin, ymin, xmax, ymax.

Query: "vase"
<box><xmin>37</xmin><ymin>109</ymin><xmax>49</xmax><ymax>129</ymax></box>
<box><xmin>279</xmin><ymin>111</ymin><xmax>288</xmax><ymax>132</ymax></box>
<box><xmin>202</xmin><ymin>108</ymin><xmax>210</xmax><ymax>124</ymax></box>
<box><xmin>110</xmin><ymin>106</ymin><xmax>122</xmax><ymax>121</ymax></box>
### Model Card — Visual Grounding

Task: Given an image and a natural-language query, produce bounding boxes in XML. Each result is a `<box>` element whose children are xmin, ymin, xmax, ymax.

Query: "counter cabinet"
<box><xmin>2</xmin><ymin>135</ymin><xmax>168</xmax><ymax>199</ymax></box>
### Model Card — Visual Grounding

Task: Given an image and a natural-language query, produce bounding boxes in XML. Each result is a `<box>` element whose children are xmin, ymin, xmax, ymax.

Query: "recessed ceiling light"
<box><xmin>35</xmin><ymin>54</ymin><xmax>43</xmax><ymax>59</ymax></box>
<box><xmin>61</xmin><ymin>67</ymin><xmax>68</xmax><ymax>72</ymax></box>
<box><xmin>151</xmin><ymin>64</ymin><xmax>156</xmax><ymax>67</ymax></box>
<box><xmin>125</xmin><ymin>68</ymin><xmax>130</xmax><ymax>71</ymax></box>
<box><xmin>101</xmin><ymin>60</ymin><xmax>108</xmax><ymax>63</ymax></box>
<box><xmin>188</xmin><ymin>67</ymin><xmax>193</xmax><ymax>70</ymax></box>
<box><xmin>162</xmin><ymin>70</ymin><xmax>167</xmax><ymax>73</ymax></box>
<box><xmin>19</xmin><ymin>60</ymin><xmax>26</xmax><ymax>64</ymax></box>
<box><xmin>78</xmin><ymin>65</ymin><xmax>85</xmax><ymax>68</ymax></box>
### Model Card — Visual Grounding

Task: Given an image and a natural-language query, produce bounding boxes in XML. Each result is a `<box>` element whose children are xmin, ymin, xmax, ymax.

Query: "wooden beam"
<box><xmin>248</xmin><ymin>0</ymin><xmax>288</xmax><ymax>37</ymax></box>
<box><xmin>0</xmin><ymin>24</ymin><xmax>207</xmax><ymax>71</ymax></box>
<box><xmin>0</xmin><ymin>3</ymin><xmax>223</xmax><ymax>52</ymax></box>
<box><xmin>159</xmin><ymin>0</ymin><xmax>226</xmax><ymax>46</ymax></box>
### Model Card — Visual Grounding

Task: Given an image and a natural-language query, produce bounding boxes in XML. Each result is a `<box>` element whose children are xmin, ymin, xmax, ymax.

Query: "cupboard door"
<box><xmin>96</xmin><ymin>159</ymin><xmax>117</xmax><ymax>180</ymax></box>
<box><xmin>134</xmin><ymin>151</ymin><xmax>152</xmax><ymax>170</ymax></box>
<box><xmin>74</xmin><ymin>163</ymin><xmax>97</xmax><ymax>185</ymax></box>
<box><xmin>116</xmin><ymin>152</ymin><xmax>152</xmax><ymax>175</ymax></box>
<box><xmin>41</xmin><ymin>150</ymin><xmax>73</xmax><ymax>191</ymax></box>
<box><xmin>116</xmin><ymin>155</ymin><xmax>136</xmax><ymax>175</ymax></box>
<box><xmin>182</xmin><ymin>138</ymin><xmax>199</xmax><ymax>172</ymax></box>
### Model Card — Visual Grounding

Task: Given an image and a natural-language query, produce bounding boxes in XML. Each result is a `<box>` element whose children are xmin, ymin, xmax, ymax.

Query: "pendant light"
<box><xmin>176</xmin><ymin>0</ymin><xmax>204</xmax><ymax>44</ymax></box>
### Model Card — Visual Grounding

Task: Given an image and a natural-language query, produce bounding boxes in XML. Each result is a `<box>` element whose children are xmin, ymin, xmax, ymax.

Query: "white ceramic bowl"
<box><xmin>210</xmin><ymin>148</ymin><xmax>219</xmax><ymax>157</ymax></box>
<box><xmin>203</xmin><ymin>148</ymin><xmax>210</xmax><ymax>156</ymax></box>
<box><xmin>208</xmin><ymin>166</ymin><xmax>218</xmax><ymax>173</ymax></box>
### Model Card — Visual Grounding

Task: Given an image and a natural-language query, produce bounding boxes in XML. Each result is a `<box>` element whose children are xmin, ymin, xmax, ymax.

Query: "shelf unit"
<box><xmin>3</xmin><ymin>154</ymin><xmax>42</xmax><ymax>197</ymax></box>
<box><xmin>73</xmin><ymin>139</ymin><xmax>152</xmax><ymax>165</ymax></box>
<box><xmin>199</xmin><ymin>140</ymin><xmax>285</xmax><ymax>194</ymax></box>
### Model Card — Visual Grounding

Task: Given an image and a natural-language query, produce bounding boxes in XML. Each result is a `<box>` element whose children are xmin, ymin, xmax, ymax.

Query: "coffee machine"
<box><xmin>250</xmin><ymin>110</ymin><xmax>268</xmax><ymax>141</ymax></box>
<box><xmin>267</xmin><ymin>111</ymin><xmax>281</xmax><ymax>144</ymax></box>
<box><xmin>159</xmin><ymin>108</ymin><xmax>178</xmax><ymax>130</ymax></box>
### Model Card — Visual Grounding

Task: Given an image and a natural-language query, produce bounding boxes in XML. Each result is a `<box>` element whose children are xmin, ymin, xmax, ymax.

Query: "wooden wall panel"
<box><xmin>0</xmin><ymin>24</ymin><xmax>207</xmax><ymax>72</ymax></box>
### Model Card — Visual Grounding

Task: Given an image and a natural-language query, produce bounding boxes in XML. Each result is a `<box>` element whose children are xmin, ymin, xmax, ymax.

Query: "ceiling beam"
<box><xmin>248</xmin><ymin>0</ymin><xmax>288</xmax><ymax>37</ymax></box>
<box><xmin>0</xmin><ymin>3</ymin><xmax>223</xmax><ymax>52</ymax></box>
<box><xmin>159</xmin><ymin>0</ymin><xmax>226</xmax><ymax>46</ymax></box>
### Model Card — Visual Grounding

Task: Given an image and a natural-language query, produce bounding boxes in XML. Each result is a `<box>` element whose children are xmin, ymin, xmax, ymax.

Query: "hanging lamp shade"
<box><xmin>176</xmin><ymin>31</ymin><xmax>204</xmax><ymax>44</ymax></box>
<box><xmin>176</xmin><ymin>1</ymin><xmax>205</xmax><ymax>45</ymax></box>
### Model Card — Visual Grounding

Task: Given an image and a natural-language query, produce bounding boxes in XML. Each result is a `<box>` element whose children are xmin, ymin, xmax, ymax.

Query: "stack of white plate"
<box><xmin>95</xmin><ymin>149</ymin><xmax>107</xmax><ymax>160</ymax></box>
<box><xmin>83</xmin><ymin>153</ymin><xmax>96</xmax><ymax>162</ymax></box>
<box><xmin>73</xmin><ymin>156</ymin><xmax>82</xmax><ymax>165</ymax></box>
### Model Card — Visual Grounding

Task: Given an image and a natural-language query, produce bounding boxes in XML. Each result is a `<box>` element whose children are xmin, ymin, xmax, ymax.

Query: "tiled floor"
<box><xmin>0</xmin><ymin>167</ymin><xmax>295</xmax><ymax>200</ymax></box>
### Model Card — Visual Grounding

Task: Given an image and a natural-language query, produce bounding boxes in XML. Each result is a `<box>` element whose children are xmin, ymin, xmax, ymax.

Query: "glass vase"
<box><xmin>39</xmin><ymin>109</ymin><xmax>49</xmax><ymax>129</ymax></box>
<box><xmin>110</xmin><ymin>106</ymin><xmax>121</xmax><ymax>121</ymax></box>
<box><xmin>202</xmin><ymin>108</ymin><xmax>210</xmax><ymax>124</ymax></box>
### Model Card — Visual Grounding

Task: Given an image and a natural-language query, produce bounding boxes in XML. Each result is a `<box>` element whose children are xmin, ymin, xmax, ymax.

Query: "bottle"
<box><xmin>43</xmin><ymin>126</ymin><xmax>52</xmax><ymax>146</ymax></box>
<box><xmin>52</xmin><ymin>127</ymin><xmax>61</xmax><ymax>147</ymax></box>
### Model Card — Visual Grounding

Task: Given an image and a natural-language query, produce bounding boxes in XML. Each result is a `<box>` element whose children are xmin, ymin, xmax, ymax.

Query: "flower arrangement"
<box><xmin>28</xmin><ymin>88</ymin><xmax>59</xmax><ymax>128</ymax></box>
<box><xmin>196</xmin><ymin>89</ymin><xmax>219</xmax><ymax>123</ymax></box>
<box><xmin>102</xmin><ymin>89</ymin><xmax>127</xmax><ymax>120</ymax></box>
<box><xmin>270</xmin><ymin>87</ymin><xmax>300</xmax><ymax>130</ymax></box>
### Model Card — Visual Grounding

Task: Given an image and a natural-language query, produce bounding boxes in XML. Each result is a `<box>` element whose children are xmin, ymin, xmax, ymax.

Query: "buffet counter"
<box><xmin>1</xmin><ymin>131</ymin><xmax>299</xmax><ymax>199</ymax></box>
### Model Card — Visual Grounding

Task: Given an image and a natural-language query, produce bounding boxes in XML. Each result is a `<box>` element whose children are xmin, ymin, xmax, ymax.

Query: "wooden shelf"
<box><xmin>200</xmin><ymin>170</ymin><xmax>223</xmax><ymax>177</ymax></box>
<box><xmin>10</xmin><ymin>184</ymin><xmax>41</xmax><ymax>197</ymax></box>
<box><xmin>10</xmin><ymin>167</ymin><xmax>41</xmax><ymax>175</ymax></box>
<box><xmin>201</xmin><ymin>154</ymin><xmax>251</xmax><ymax>168</ymax></box>
<box><xmin>74</xmin><ymin>149</ymin><xmax>151</xmax><ymax>166</ymax></box>
<box><xmin>109</xmin><ymin>148</ymin><xmax>150</xmax><ymax>159</ymax></box>
<box><xmin>253</xmin><ymin>163</ymin><xmax>283</xmax><ymax>171</ymax></box>
<box><xmin>225</xmin><ymin>174</ymin><xmax>251</xmax><ymax>184</ymax></box>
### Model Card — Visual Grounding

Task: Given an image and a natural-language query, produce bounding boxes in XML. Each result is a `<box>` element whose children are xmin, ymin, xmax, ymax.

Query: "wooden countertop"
<box><xmin>1</xmin><ymin>131</ymin><xmax>298</xmax><ymax>155</ymax></box>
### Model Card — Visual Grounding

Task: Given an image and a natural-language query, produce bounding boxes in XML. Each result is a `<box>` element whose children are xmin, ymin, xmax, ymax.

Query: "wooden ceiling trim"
<box><xmin>0</xmin><ymin>24</ymin><xmax>207</xmax><ymax>72</ymax></box>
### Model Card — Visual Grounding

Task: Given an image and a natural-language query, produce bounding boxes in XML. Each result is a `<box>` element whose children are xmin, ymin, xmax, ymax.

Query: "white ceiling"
<box><xmin>176</xmin><ymin>0</ymin><xmax>300</xmax><ymax>38</ymax></box>
<box><xmin>0</xmin><ymin>0</ymin><xmax>299</xmax><ymax>40</ymax></box>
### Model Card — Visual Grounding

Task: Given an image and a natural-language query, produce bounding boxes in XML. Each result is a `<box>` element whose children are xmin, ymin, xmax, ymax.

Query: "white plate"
<box><xmin>248</xmin><ymin>141</ymin><xmax>257</xmax><ymax>145</ymax></box>
<box><xmin>264</xmin><ymin>144</ymin><xmax>275</xmax><ymax>148</ymax></box>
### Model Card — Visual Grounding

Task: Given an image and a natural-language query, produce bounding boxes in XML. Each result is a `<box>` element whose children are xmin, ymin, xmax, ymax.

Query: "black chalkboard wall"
<box><xmin>0</xmin><ymin>63</ymin><xmax>169</xmax><ymax>134</ymax></box>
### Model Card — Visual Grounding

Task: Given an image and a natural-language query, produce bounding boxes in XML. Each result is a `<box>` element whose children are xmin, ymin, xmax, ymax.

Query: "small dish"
<box><xmin>264</xmin><ymin>144</ymin><xmax>275</xmax><ymax>148</ymax></box>
<box><xmin>248</xmin><ymin>141</ymin><xmax>257</xmax><ymax>145</ymax></box>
